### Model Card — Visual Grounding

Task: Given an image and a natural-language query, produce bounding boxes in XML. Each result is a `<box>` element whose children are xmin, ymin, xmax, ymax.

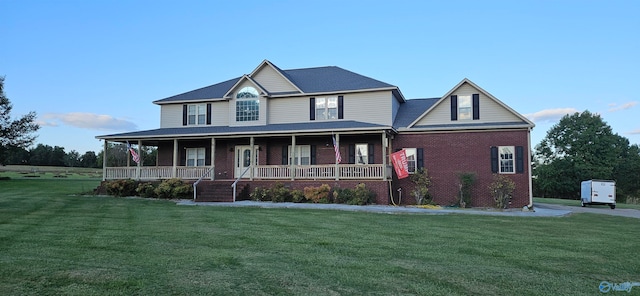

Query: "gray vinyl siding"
<box><xmin>345</xmin><ymin>91</ymin><xmax>393</xmax><ymax>125</ymax></box>
<box><xmin>253</xmin><ymin>65</ymin><xmax>299</xmax><ymax>93</ymax></box>
<box><xmin>415</xmin><ymin>82</ymin><xmax>521</xmax><ymax>126</ymax></box>
<box><xmin>160</xmin><ymin>104</ymin><xmax>183</xmax><ymax>128</ymax></box>
<box><xmin>211</xmin><ymin>101</ymin><xmax>229</xmax><ymax>125</ymax></box>
<box><xmin>268</xmin><ymin>97</ymin><xmax>309</xmax><ymax>124</ymax></box>
<box><xmin>391</xmin><ymin>93</ymin><xmax>400</xmax><ymax>124</ymax></box>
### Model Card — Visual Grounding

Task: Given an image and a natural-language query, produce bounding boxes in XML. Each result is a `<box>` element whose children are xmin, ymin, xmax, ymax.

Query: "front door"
<box><xmin>235</xmin><ymin>145</ymin><xmax>259</xmax><ymax>178</ymax></box>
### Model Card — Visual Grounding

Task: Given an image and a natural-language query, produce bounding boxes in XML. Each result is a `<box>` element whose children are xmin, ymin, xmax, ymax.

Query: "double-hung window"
<box><xmin>457</xmin><ymin>95</ymin><xmax>472</xmax><ymax>120</ymax></box>
<box><xmin>355</xmin><ymin>144</ymin><xmax>368</xmax><ymax>165</ymax></box>
<box><xmin>236</xmin><ymin>87</ymin><xmax>260</xmax><ymax>122</ymax></box>
<box><xmin>187</xmin><ymin>104</ymin><xmax>206</xmax><ymax>125</ymax></box>
<box><xmin>288</xmin><ymin>145</ymin><xmax>311</xmax><ymax>165</ymax></box>
<box><xmin>404</xmin><ymin>148</ymin><xmax>417</xmax><ymax>173</ymax></box>
<box><xmin>499</xmin><ymin>146</ymin><xmax>515</xmax><ymax>174</ymax></box>
<box><xmin>186</xmin><ymin>148</ymin><xmax>206</xmax><ymax>167</ymax></box>
<box><xmin>315</xmin><ymin>97</ymin><xmax>338</xmax><ymax>120</ymax></box>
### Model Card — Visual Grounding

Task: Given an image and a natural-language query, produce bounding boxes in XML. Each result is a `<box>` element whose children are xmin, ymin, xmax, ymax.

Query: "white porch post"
<box><xmin>382</xmin><ymin>132</ymin><xmax>387</xmax><ymax>180</ymax></box>
<box><xmin>334</xmin><ymin>133</ymin><xmax>340</xmax><ymax>181</ymax></box>
<box><xmin>210</xmin><ymin>137</ymin><xmax>215</xmax><ymax>180</ymax></box>
<box><xmin>290</xmin><ymin>135</ymin><xmax>296</xmax><ymax>181</ymax></box>
<box><xmin>249</xmin><ymin>136</ymin><xmax>255</xmax><ymax>181</ymax></box>
<box><xmin>102</xmin><ymin>140</ymin><xmax>108</xmax><ymax>181</ymax></box>
<box><xmin>172</xmin><ymin>139</ymin><xmax>178</xmax><ymax>178</ymax></box>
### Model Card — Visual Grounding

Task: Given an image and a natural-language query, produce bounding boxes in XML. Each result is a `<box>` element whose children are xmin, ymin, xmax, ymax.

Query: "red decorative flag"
<box><xmin>332</xmin><ymin>135</ymin><xmax>342</xmax><ymax>164</ymax></box>
<box><xmin>127</xmin><ymin>141</ymin><xmax>141</xmax><ymax>164</ymax></box>
<box><xmin>391</xmin><ymin>149</ymin><xmax>409</xmax><ymax>179</ymax></box>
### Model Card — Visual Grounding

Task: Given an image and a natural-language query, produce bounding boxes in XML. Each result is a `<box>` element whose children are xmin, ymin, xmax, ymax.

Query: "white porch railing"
<box><xmin>105</xmin><ymin>164</ymin><xmax>386</xmax><ymax>180</ymax></box>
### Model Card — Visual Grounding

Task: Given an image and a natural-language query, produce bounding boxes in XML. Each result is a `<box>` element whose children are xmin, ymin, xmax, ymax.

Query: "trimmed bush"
<box><xmin>304</xmin><ymin>184</ymin><xmax>331</xmax><ymax>203</ymax></box>
<box><xmin>349</xmin><ymin>183</ymin><xmax>376</xmax><ymax>205</ymax></box>
<box><xmin>104</xmin><ymin>179</ymin><xmax>137</xmax><ymax>197</ymax></box>
<box><xmin>154</xmin><ymin>178</ymin><xmax>193</xmax><ymax>199</ymax></box>
<box><xmin>136</xmin><ymin>182</ymin><xmax>157</xmax><ymax>198</ymax></box>
<box><xmin>489</xmin><ymin>174</ymin><xmax>515</xmax><ymax>209</ymax></box>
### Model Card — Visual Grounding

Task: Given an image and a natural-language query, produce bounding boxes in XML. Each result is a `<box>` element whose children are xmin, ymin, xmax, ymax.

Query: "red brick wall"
<box><xmin>391</xmin><ymin>129</ymin><xmax>531</xmax><ymax>208</ymax></box>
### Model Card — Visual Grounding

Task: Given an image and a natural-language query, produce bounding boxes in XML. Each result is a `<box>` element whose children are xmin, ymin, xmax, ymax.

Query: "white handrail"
<box><xmin>231</xmin><ymin>167</ymin><xmax>251</xmax><ymax>202</ymax></box>
<box><xmin>193</xmin><ymin>167</ymin><xmax>215</xmax><ymax>200</ymax></box>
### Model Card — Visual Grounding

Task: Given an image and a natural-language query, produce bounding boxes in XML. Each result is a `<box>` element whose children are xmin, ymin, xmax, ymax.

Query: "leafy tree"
<box><xmin>80</xmin><ymin>151</ymin><xmax>99</xmax><ymax>168</ymax></box>
<box><xmin>533</xmin><ymin>111</ymin><xmax>628</xmax><ymax>199</ymax></box>
<box><xmin>3</xmin><ymin>146</ymin><xmax>30</xmax><ymax>164</ymax></box>
<box><xmin>64</xmin><ymin>150</ymin><xmax>81</xmax><ymax>167</ymax></box>
<box><xmin>0</xmin><ymin>76</ymin><xmax>39</xmax><ymax>164</ymax></box>
<box><xmin>613</xmin><ymin>144</ymin><xmax>640</xmax><ymax>201</ymax></box>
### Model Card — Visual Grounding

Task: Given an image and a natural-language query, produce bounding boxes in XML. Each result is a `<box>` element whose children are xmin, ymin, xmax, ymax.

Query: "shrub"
<box><xmin>154</xmin><ymin>178</ymin><xmax>193</xmax><ymax>199</ymax></box>
<box><xmin>291</xmin><ymin>189</ymin><xmax>305</xmax><ymax>203</ymax></box>
<box><xmin>104</xmin><ymin>179</ymin><xmax>138</xmax><ymax>197</ymax></box>
<box><xmin>410</xmin><ymin>168</ymin><xmax>431</xmax><ymax>205</ymax></box>
<box><xmin>304</xmin><ymin>184</ymin><xmax>331</xmax><ymax>203</ymax></box>
<box><xmin>332</xmin><ymin>187</ymin><xmax>353</xmax><ymax>204</ymax></box>
<box><xmin>349</xmin><ymin>183</ymin><xmax>376</xmax><ymax>205</ymax></box>
<box><xmin>250</xmin><ymin>187</ymin><xmax>270</xmax><ymax>201</ymax></box>
<box><xmin>136</xmin><ymin>182</ymin><xmax>157</xmax><ymax>198</ymax></box>
<box><xmin>489</xmin><ymin>174</ymin><xmax>516</xmax><ymax>209</ymax></box>
<box><xmin>270</xmin><ymin>182</ymin><xmax>292</xmax><ymax>202</ymax></box>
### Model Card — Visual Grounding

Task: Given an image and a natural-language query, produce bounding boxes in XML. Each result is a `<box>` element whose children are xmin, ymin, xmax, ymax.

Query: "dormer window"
<box><xmin>236</xmin><ymin>87</ymin><xmax>260</xmax><ymax>122</ymax></box>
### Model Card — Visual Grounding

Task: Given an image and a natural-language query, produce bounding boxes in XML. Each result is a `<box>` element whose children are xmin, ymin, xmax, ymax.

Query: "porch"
<box><xmin>104</xmin><ymin>164</ymin><xmax>388</xmax><ymax>180</ymax></box>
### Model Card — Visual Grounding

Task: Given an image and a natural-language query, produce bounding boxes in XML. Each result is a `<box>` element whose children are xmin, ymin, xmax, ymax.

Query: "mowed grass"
<box><xmin>1</xmin><ymin>179</ymin><xmax>639</xmax><ymax>295</ymax></box>
<box><xmin>534</xmin><ymin>197</ymin><xmax>640</xmax><ymax>210</ymax></box>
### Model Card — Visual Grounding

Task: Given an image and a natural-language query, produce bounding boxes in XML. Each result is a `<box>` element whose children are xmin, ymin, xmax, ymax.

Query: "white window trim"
<box><xmin>499</xmin><ymin>146</ymin><xmax>515</xmax><ymax>174</ymax></box>
<box><xmin>186</xmin><ymin>147</ymin><xmax>206</xmax><ymax>167</ymax></box>
<box><xmin>404</xmin><ymin>148</ymin><xmax>417</xmax><ymax>174</ymax></box>
<box><xmin>288</xmin><ymin>145</ymin><xmax>311</xmax><ymax>165</ymax></box>
<box><xmin>235</xmin><ymin>87</ymin><xmax>260</xmax><ymax>122</ymax></box>
<box><xmin>458</xmin><ymin>95</ymin><xmax>472</xmax><ymax>121</ymax></box>
<box><xmin>315</xmin><ymin>97</ymin><xmax>338</xmax><ymax>120</ymax></box>
<box><xmin>187</xmin><ymin>104</ymin><xmax>207</xmax><ymax>125</ymax></box>
<box><xmin>355</xmin><ymin>143</ymin><xmax>368</xmax><ymax>165</ymax></box>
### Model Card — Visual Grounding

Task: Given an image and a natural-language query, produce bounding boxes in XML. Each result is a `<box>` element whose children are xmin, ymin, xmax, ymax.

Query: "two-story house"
<box><xmin>97</xmin><ymin>60</ymin><xmax>534</xmax><ymax>207</ymax></box>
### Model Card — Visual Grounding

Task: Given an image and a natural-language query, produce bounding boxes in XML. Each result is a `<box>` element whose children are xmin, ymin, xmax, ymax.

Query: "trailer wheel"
<box><xmin>581</xmin><ymin>200</ymin><xmax>586</xmax><ymax>207</ymax></box>
<box><xmin>610</xmin><ymin>204</ymin><xmax>615</xmax><ymax>209</ymax></box>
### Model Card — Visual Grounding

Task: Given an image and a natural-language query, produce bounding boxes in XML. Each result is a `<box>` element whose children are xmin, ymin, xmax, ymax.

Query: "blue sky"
<box><xmin>2</xmin><ymin>0</ymin><xmax>639</xmax><ymax>154</ymax></box>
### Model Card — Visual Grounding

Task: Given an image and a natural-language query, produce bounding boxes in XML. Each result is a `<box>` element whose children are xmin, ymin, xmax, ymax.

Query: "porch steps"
<box><xmin>195</xmin><ymin>181</ymin><xmax>235</xmax><ymax>202</ymax></box>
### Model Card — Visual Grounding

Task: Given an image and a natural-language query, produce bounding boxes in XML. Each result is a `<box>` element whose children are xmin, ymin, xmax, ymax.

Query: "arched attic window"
<box><xmin>235</xmin><ymin>86</ymin><xmax>260</xmax><ymax>122</ymax></box>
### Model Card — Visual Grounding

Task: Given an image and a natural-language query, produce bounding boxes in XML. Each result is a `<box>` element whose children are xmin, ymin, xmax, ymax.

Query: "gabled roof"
<box><xmin>153</xmin><ymin>60</ymin><xmax>403</xmax><ymax>104</ymax></box>
<box><xmin>407</xmin><ymin>78</ymin><xmax>535</xmax><ymax>128</ymax></box>
<box><xmin>393</xmin><ymin>98</ymin><xmax>439</xmax><ymax>129</ymax></box>
<box><xmin>222</xmin><ymin>75</ymin><xmax>269</xmax><ymax>98</ymax></box>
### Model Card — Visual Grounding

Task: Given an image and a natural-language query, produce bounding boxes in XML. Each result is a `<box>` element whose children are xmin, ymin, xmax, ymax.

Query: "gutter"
<box><xmin>527</xmin><ymin>126</ymin><xmax>534</xmax><ymax>210</ymax></box>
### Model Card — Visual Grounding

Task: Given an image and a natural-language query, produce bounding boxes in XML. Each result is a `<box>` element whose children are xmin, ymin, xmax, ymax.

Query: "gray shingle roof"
<box><xmin>153</xmin><ymin>65</ymin><xmax>396</xmax><ymax>104</ymax></box>
<box><xmin>393</xmin><ymin>98</ymin><xmax>439</xmax><ymax>128</ymax></box>
<box><xmin>97</xmin><ymin>121</ymin><xmax>390</xmax><ymax>140</ymax></box>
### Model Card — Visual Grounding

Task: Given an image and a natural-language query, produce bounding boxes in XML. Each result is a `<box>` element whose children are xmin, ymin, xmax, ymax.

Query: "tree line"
<box><xmin>2</xmin><ymin>144</ymin><xmax>157</xmax><ymax>168</ymax></box>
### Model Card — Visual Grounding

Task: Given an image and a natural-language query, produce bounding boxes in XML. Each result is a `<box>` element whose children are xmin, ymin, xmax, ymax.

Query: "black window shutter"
<box><xmin>338</xmin><ymin>96</ymin><xmax>344</xmax><ymax>119</ymax></box>
<box><xmin>368</xmin><ymin>143</ymin><xmax>374</xmax><ymax>164</ymax></box>
<box><xmin>206</xmin><ymin>103</ymin><xmax>212</xmax><ymax>125</ymax></box>
<box><xmin>281</xmin><ymin>146</ymin><xmax>288</xmax><ymax>165</ymax></box>
<box><xmin>348</xmin><ymin>144</ymin><xmax>355</xmax><ymax>164</ymax></box>
<box><xmin>472</xmin><ymin>94</ymin><xmax>480</xmax><ymax>120</ymax></box>
<box><xmin>450</xmin><ymin>95</ymin><xmax>458</xmax><ymax>121</ymax></box>
<box><xmin>182</xmin><ymin>105</ymin><xmax>188</xmax><ymax>126</ymax></box>
<box><xmin>310</xmin><ymin>145</ymin><xmax>317</xmax><ymax>165</ymax></box>
<box><xmin>417</xmin><ymin>148</ymin><xmax>424</xmax><ymax>169</ymax></box>
<box><xmin>515</xmin><ymin>146</ymin><xmax>524</xmax><ymax>174</ymax></box>
<box><xmin>490</xmin><ymin>146</ymin><xmax>499</xmax><ymax>173</ymax></box>
<box><xmin>309</xmin><ymin>97</ymin><xmax>315</xmax><ymax>121</ymax></box>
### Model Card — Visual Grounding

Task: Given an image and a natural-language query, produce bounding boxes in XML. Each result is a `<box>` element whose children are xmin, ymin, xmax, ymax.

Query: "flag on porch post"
<box><xmin>391</xmin><ymin>149</ymin><xmax>409</xmax><ymax>179</ymax></box>
<box><xmin>126</xmin><ymin>141</ymin><xmax>140</xmax><ymax>164</ymax></box>
<box><xmin>332</xmin><ymin>135</ymin><xmax>342</xmax><ymax>164</ymax></box>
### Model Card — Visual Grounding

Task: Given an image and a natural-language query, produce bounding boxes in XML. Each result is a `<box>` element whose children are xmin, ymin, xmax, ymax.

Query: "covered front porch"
<box><xmin>100</xmin><ymin>129</ymin><xmax>394</xmax><ymax>182</ymax></box>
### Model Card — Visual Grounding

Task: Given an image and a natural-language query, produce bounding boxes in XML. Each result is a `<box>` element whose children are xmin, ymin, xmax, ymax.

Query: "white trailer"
<box><xmin>581</xmin><ymin>180</ymin><xmax>616</xmax><ymax>209</ymax></box>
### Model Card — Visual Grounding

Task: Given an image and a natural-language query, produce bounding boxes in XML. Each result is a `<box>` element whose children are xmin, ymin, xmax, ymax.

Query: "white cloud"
<box><xmin>38</xmin><ymin>112</ymin><xmax>137</xmax><ymax>131</ymax></box>
<box><xmin>629</xmin><ymin>129</ymin><xmax>640</xmax><ymax>135</ymax></box>
<box><xmin>524</xmin><ymin>108</ymin><xmax>579</xmax><ymax>123</ymax></box>
<box><xmin>608</xmin><ymin>101</ymin><xmax>638</xmax><ymax>112</ymax></box>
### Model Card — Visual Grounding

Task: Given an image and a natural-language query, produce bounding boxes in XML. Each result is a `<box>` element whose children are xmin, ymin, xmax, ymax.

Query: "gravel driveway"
<box><xmin>534</xmin><ymin>203</ymin><xmax>640</xmax><ymax>219</ymax></box>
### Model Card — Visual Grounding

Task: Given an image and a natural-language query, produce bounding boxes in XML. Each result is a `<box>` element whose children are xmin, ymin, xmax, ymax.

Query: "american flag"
<box><xmin>332</xmin><ymin>135</ymin><xmax>342</xmax><ymax>164</ymax></box>
<box><xmin>126</xmin><ymin>141</ymin><xmax>141</xmax><ymax>164</ymax></box>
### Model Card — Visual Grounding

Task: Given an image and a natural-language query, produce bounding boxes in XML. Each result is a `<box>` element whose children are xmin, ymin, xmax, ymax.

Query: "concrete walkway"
<box><xmin>177</xmin><ymin>200</ymin><xmax>573</xmax><ymax>217</ymax></box>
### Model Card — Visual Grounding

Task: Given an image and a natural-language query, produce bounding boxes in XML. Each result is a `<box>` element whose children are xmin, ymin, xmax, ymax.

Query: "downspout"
<box><xmin>527</xmin><ymin>127</ymin><xmax>534</xmax><ymax>210</ymax></box>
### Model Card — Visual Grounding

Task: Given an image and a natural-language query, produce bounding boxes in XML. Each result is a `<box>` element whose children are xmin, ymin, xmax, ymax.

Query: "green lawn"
<box><xmin>1</xmin><ymin>179</ymin><xmax>639</xmax><ymax>295</ymax></box>
<box><xmin>534</xmin><ymin>197</ymin><xmax>640</xmax><ymax>210</ymax></box>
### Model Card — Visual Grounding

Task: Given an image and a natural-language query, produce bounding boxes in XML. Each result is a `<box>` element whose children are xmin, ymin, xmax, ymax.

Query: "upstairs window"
<box><xmin>457</xmin><ymin>95</ymin><xmax>472</xmax><ymax>120</ymax></box>
<box><xmin>236</xmin><ymin>87</ymin><xmax>260</xmax><ymax>122</ymax></box>
<box><xmin>187</xmin><ymin>104</ymin><xmax>206</xmax><ymax>125</ymax></box>
<box><xmin>315</xmin><ymin>97</ymin><xmax>338</xmax><ymax>120</ymax></box>
<box><xmin>310</xmin><ymin>96</ymin><xmax>343</xmax><ymax>120</ymax></box>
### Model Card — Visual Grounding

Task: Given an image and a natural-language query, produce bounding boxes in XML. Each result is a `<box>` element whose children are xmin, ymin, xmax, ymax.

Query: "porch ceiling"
<box><xmin>96</xmin><ymin>120</ymin><xmax>393</xmax><ymax>142</ymax></box>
